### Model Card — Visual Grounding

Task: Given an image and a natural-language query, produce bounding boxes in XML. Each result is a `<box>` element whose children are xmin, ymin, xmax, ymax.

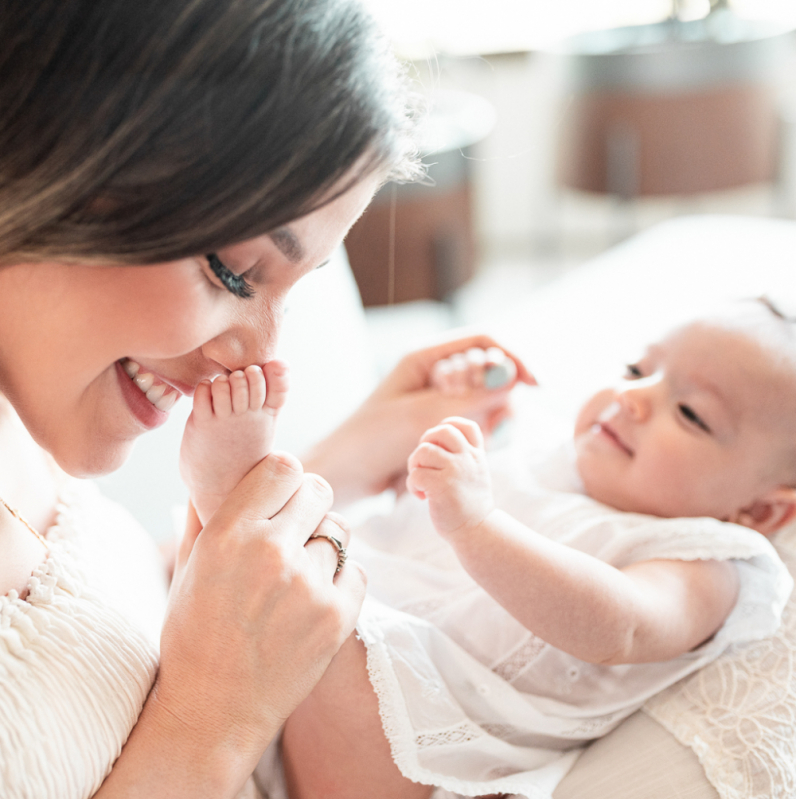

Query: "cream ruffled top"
<box><xmin>0</xmin><ymin>480</ymin><xmax>162</xmax><ymax>797</ymax></box>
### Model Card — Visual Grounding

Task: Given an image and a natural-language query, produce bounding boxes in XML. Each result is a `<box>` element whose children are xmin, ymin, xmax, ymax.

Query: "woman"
<box><xmin>0</xmin><ymin>0</ymin><xmax>513</xmax><ymax>796</ymax></box>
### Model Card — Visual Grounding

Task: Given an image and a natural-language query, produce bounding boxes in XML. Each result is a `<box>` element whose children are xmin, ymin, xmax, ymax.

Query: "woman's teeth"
<box><xmin>121</xmin><ymin>359</ymin><xmax>179</xmax><ymax>412</ymax></box>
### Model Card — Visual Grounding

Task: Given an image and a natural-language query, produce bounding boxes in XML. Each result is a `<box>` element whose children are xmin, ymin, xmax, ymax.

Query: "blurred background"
<box><xmin>351</xmin><ymin>0</ymin><xmax>796</xmax><ymax>370</ymax></box>
<box><xmin>97</xmin><ymin>0</ymin><xmax>796</xmax><ymax>540</ymax></box>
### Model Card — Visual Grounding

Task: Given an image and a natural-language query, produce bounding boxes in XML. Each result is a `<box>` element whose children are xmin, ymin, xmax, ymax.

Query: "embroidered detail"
<box><xmin>491</xmin><ymin>634</ymin><xmax>547</xmax><ymax>683</ymax></box>
<box><xmin>480</xmin><ymin>722</ymin><xmax>526</xmax><ymax>740</ymax></box>
<box><xmin>645</xmin><ymin>540</ymin><xmax>796</xmax><ymax>799</ymax></box>
<box><xmin>566</xmin><ymin>712</ymin><xmax>620</xmax><ymax>738</ymax></box>
<box><xmin>416</xmin><ymin>721</ymin><xmax>485</xmax><ymax>749</ymax></box>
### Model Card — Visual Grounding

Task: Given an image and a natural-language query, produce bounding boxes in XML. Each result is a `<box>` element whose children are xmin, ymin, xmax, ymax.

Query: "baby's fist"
<box><xmin>407</xmin><ymin>417</ymin><xmax>494</xmax><ymax>538</ymax></box>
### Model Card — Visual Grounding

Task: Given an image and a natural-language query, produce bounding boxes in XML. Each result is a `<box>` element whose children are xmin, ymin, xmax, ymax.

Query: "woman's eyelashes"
<box><xmin>206</xmin><ymin>253</ymin><xmax>255</xmax><ymax>299</ymax></box>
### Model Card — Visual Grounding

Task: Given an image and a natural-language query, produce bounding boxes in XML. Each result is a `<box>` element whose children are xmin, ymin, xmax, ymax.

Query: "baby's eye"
<box><xmin>678</xmin><ymin>403</ymin><xmax>711</xmax><ymax>433</ymax></box>
<box><xmin>624</xmin><ymin>364</ymin><xmax>644</xmax><ymax>379</ymax></box>
<box><xmin>206</xmin><ymin>253</ymin><xmax>255</xmax><ymax>299</ymax></box>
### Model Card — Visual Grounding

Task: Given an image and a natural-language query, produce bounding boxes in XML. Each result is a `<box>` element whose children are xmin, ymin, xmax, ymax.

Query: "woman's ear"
<box><xmin>730</xmin><ymin>487</ymin><xmax>796</xmax><ymax>537</ymax></box>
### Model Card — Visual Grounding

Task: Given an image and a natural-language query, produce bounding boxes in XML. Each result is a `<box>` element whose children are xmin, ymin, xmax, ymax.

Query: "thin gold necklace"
<box><xmin>0</xmin><ymin>496</ymin><xmax>49</xmax><ymax>549</ymax></box>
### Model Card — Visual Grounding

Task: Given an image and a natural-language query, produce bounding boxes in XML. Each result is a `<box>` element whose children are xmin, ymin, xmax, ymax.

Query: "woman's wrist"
<box><xmin>95</xmin><ymin>677</ymin><xmax>272</xmax><ymax>798</ymax></box>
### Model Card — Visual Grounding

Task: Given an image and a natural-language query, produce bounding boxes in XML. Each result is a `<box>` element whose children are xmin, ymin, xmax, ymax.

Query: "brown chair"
<box><xmin>345</xmin><ymin>90</ymin><xmax>494</xmax><ymax>307</ymax></box>
<box><xmin>556</xmin><ymin>14</ymin><xmax>793</xmax><ymax>200</ymax></box>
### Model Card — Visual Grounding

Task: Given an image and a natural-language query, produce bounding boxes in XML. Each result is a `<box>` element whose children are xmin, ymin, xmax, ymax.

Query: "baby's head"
<box><xmin>574</xmin><ymin>299</ymin><xmax>796</xmax><ymax>536</ymax></box>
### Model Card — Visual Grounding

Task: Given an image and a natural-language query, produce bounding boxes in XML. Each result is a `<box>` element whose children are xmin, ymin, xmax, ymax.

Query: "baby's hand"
<box><xmin>430</xmin><ymin>346</ymin><xmax>518</xmax><ymax>396</ymax></box>
<box><xmin>406</xmin><ymin>417</ymin><xmax>494</xmax><ymax>538</ymax></box>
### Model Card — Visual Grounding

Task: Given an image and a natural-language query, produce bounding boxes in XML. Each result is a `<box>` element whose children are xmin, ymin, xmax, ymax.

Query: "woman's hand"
<box><xmin>97</xmin><ymin>452</ymin><xmax>366</xmax><ymax>798</ymax></box>
<box><xmin>303</xmin><ymin>331</ymin><xmax>534</xmax><ymax>505</ymax></box>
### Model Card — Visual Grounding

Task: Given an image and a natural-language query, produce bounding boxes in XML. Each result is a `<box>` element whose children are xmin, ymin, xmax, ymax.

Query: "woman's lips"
<box><xmin>591</xmin><ymin>422</ymin><xmax>634</xmax><ymax>456</ymax></box>
<box><xmin>120</xmin><ymin>358</ymin><xmax>181</xmax><ymax>411</ymax></box>
<box><xmin>115</xmin><ymin>358</ymin><xmax>182</xmax><ymax>430</ymax></box>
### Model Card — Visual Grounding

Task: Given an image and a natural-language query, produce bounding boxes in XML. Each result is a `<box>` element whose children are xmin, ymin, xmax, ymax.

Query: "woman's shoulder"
<box><xmin>0</xmin><ymin>502</ymin><xmax>49</xmax><ymax>599</ymax></box>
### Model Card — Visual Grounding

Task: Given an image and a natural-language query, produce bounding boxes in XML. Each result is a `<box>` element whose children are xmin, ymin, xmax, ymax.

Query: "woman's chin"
<box><xmin>49</xmin><ymin>438</ymin><xmax>136</xmax><ymax>479</ymax></box>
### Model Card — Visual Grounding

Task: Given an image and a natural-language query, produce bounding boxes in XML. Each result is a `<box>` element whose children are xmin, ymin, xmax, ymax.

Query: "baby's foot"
<box><xmin>180</xmin><ymin>361</ymin><xmax>289</xmax><ymax>525</ymax></box>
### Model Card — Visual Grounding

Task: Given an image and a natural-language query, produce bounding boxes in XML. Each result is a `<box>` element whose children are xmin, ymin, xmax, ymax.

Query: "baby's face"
<box><xmin>574</xmin><ymin>321</ymin><xmax>796</xmax><ymax>519</ymax></box>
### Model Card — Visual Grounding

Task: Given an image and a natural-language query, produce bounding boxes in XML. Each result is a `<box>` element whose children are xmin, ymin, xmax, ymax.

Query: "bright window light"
<box><xmin>362</xmin><ymin>0</ymin><xmax>796</xmax><ymax>58</ymax></box>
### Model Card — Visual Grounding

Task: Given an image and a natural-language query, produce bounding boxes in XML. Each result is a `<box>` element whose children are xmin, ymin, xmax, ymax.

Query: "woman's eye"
<box><xmin>206</xmin><ymin>253</ymin><xmax>255</xmax><ymax>299</ymax></box>
<box><xmin>625</xmin><ymin>364</ymin><xmax>644</xmax><ymax>379</ymax></box>
<box><xmin>679</xmin><ymin>403</ymin><xmax>711</xmax><ymax>433</ymax></box>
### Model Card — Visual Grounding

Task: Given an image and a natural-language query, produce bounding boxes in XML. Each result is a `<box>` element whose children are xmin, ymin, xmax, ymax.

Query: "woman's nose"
<box><xmin>201</xmin><ymin>303</ymin><xmax>283</xmax><ymax>372</ymax></box>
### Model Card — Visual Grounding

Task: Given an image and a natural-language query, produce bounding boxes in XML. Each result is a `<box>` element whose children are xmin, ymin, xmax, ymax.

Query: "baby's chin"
<box><xmin>575</xmin><ymin>457</ymin><xmax>653</xmax><ymax>515</ymax></box>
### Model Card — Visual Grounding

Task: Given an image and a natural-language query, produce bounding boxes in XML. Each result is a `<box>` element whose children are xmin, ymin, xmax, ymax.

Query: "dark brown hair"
<box><xmin>0</xmin><ymin>0</ymin><xmax>419</xmax><ymax>264</ymax></box>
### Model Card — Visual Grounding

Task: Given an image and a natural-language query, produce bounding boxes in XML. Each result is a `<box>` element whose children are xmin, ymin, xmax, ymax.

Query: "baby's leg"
<box><xmin>282</xmin><ymin>634</ymin><xmax>433</xmax><ymax>799</ymax></box>
<box><xmin>179</xmin><ymin>361</ymin><xmax>289</xmax><ymax>525</ymax></box>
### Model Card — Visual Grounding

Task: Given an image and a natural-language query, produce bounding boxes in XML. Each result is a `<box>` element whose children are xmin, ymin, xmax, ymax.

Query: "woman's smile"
<box><xmin>0</xmin><ymin>170</ymin><xmax>379</xmax><ymax>477</ymax></box>
<box><xmin>116</xmin><ymin>360</ymin><xmax>181</xmax><ymax>429</ymax></box>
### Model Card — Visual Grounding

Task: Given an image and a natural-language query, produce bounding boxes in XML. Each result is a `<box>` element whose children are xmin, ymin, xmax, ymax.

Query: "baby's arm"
<box><xmin>407</xmin><ymin>418</ymin><xmax>740</xmax><ymax>665</ymax></box>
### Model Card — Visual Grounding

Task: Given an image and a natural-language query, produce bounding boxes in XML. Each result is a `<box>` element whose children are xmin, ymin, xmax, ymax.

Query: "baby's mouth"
<box><xmin>120</xmin><ymin>358</ymin><xmax>180</xmax><ymax>412</ymax></box>
<box><xmin>592</xmin><ymin>422</ymin><xmax>634</xmax><ymax>456</ymax></box>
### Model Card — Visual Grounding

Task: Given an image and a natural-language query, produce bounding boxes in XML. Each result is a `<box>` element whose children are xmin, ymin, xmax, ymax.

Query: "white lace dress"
<box><xmin>342</xmin><ymin>446</ymin><xmax>793</xmax><ymax>799</ymax></box>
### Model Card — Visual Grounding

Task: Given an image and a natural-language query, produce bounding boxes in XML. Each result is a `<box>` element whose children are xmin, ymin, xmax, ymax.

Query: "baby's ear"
<box><xmin>732</xmin><ymin>487</ymin><xmax>796</xmax><ymax>537</ymax></box>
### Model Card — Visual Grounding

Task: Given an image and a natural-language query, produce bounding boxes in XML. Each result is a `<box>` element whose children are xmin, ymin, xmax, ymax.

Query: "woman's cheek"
<box><xmin>140</xmin><ymin>293</ymin><xmax>228</xmax><ymax>358</ymax></box>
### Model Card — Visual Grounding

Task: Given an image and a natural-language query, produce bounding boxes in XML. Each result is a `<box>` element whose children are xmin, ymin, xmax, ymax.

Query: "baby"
<box><xmin>179</xmin><ymin>299</ymin><xmax>795</xmax><ymax>799</ymax></box>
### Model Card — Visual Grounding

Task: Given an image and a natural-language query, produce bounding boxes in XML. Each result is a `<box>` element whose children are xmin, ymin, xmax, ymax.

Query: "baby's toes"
<box><xmin>243</xmin><ymin>364</ymin><xmax>267</xmax><ymax>410</ymax></box>
<box><xmin>263</xmin><ymin>360</ymin><xmax>290</xmax><ymax>412</ymax></box>
<box><xmin>192</xmin><ymin>380</ymin><xmax>214</xmax><ymax>422</ymax></box>
<box><xmin>228</xmin><ymin>370</ymin><xmax>251</xmax><ymax>415</ymax></box>
<box><xmin>210</xmin><ymin>375</ymin><xmax>233</xmax><ymax>418</ymax></box>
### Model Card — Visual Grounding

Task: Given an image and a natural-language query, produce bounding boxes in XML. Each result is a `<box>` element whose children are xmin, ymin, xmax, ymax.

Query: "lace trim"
<box><xmin>565</xmin><ymin>712</ymin><xmax>622</xmax><ymax>738</ymax></box>
<box><xmin>416</xmin><ymin>721</ymin><xmax>485</xmax><ymax>749</ymax></box>
<box><xmin>491</xmin><ymin>633</ymin><xmax>547</xmax><ymax>683</ymax></box>
<box><xmin>644</xmin><ymin>540</ymin><xmax>796</xmax><ymax>799</ymax></box>
<box><xmin>357</xmin><ymin>611</ymin><xmax>571</xmax><ymax>799</ymax></box>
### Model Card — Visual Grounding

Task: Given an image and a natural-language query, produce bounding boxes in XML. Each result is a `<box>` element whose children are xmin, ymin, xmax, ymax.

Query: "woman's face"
<box><xmin>0</xmin><ymin>173</ymin><xmax>380</xmax><ymax>476</ymax></box>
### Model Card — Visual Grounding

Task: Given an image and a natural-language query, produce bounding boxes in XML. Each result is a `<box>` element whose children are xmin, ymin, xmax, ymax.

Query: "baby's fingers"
<box><xmin>419</xmin><ymin>418</ymin><xmax>482</xmax><ymax>454</ymax></box>
<box><xmin>439</xmin><ymin>417</ymin><xmax>484</xmax><ymax>449</ymax></box>
<box><xmin>408</xmin><ymin>441</ymin><xmax>451</xmax><ymax>472</ymax></box>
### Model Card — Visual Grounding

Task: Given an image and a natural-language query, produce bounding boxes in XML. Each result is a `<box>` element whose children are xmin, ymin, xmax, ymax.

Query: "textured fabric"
<box><xmin>348</xmin><ymin>445</ymin><xmax>792</xmax><ymax>798</ymax></box>
<box><xmin>0</xmin><ymin>482</ymin><xmax>160</xmax><ymax>799</ymax></box>
<box><xmin>644</xmin><ymin>525</ymin><xmax>796</xmax><ymax>799</ymax></box>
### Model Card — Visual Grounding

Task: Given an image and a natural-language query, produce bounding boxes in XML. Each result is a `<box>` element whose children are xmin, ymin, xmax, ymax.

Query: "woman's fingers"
<box><xmin>211</xmin><ymin>450</ymin><xmax>305</xmax><ymax>528</ymax></box>
<box><xmin>304</xmin><ymin>512</ymin><xmax>351</xmax><ymax>577</ymax></box>
<box><xmin>392</xmin><ymin>330</ymin><xmax>536</xmax><ymax>392</ymax></box>
<box><xmin>331</xmin><ymin>557</ymin><xmax>367</xmax><ymax>630</ymax></box>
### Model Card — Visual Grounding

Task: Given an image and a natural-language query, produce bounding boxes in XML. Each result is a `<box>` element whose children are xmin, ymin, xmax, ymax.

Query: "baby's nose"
<box><xmin>617</xmin><ymin>384</ymin><xmax>652</xmax><ymax>421</ymax></box>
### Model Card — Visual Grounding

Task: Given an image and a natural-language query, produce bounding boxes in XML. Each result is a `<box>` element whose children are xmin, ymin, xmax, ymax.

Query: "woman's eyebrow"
<box><xmin>269</xmin><ymin>226</ymin><xmax>304</xmax><ymax>263</ymax></box>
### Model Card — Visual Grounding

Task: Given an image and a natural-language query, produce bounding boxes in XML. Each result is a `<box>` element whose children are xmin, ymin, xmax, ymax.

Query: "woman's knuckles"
<box><xmin>303</xmin><ymin>472</ymin><xmax>334</xmax><ymax>504</ymax></box>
